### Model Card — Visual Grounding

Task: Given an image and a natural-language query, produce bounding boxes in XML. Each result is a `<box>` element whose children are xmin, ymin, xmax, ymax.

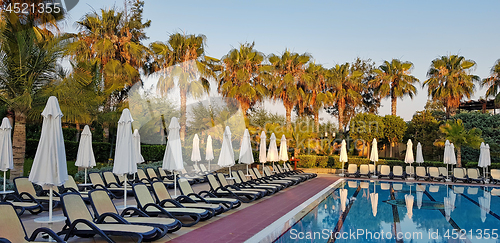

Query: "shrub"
<box><xmin>317</xmin><ymin>156</ymin><xmax>328</xmax><ymax>168</ymax></box>
<box><xmin>296</xmin><ymin>155</ymin><xmax>317</xmax><ymax>168</ymax></box>
<box><xmin>141</xmin><ymin>145</ymin><xmax>166</xmax><ymax>161</ymax></box>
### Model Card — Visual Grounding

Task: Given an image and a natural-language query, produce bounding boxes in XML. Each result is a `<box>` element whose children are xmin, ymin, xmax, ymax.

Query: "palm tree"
<box><xmin>424</xmin><ymin>55</ymin><xmax>480</xmax><ymax>118</ymax></box>
<box><xmin>218</xmin><ymin>42</ymin><xmax>267</xmax><ymax>122</ymax></box>
<box><xmin>0</xmin><ymin>13</ymin><xmax>65</xmax><ymax>177</ymax></box>
<box><xmin>326</xmin><ymin>63</ymin><xmax>363</xmax><ymax>132</ymax></box>
<box><xmin>302</xmin><ymin>63</ymin><xmax>331</xmax><ymax>132</ymax></box>
<box><xmin>482</xmin><ymin>59</ymin><xmax>500</xmax><ymax>104</ymax></box>
<box><xmin>435</xmin><ymin>119</ymin><xmax>483</xmax><ymax>167</ymax></box>
<box><xmin>150</xmin><ymin>33</ymin><xmax>217</xmax><ymax>140</ymax></box>
<box><xmin>266</xmin><ymin>50</ymin><xmax>310</xmax><ymax>129</ymax></box>
<box><xmin>372</xmin><ymin>59</ymin><xmax>419</xmax><ymax>116</ymax></box>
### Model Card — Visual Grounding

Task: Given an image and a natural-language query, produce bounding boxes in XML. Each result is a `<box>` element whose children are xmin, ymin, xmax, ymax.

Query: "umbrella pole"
<box><xmin>262</xmin><ymin>162</ymin><xmax>265</xmax><ymax>174</ymax></box>
<box><xmin>3</xmin><ymin>171</ymin><xmax>5</xmax><ymax>192</ymax></box>
<box><xmin>229</xmin><ymin>167</ymin><xmax>232</xmax><ymax>179</ymax></box>
<box><xmin>272</xmin><ymin>161</ymin><xmax>275</xmax><ymax>172</ymax></box>
<box><xmin>341</xmin><ymin>161</ymin><xmax>345</xmax><ymax>177</ymax></box>
<box><xmin>173</xmin><ymin>171</ymin><xmax>177</xmax><ymax>198</ymax></box>
<box><xmin>49</xmin><ymin>187</ymin><xmax>53</xmax><ymax>221</ymax></box>
<box><xmin>246</xmin><ymin>164</ymin><xmax>249</xmax><ymax>176</ymax></box>
<box><xmin>447</xmin><ymin>164</ymin><xmax>449</xmax><ymax>180</ymax></box>
<box><xmin>124</xmin><ymin>180</ymin><xmax>127</xmax><ymax>208</ymax></box>
<box><xmin>84</xmin><ymin>168</ymin><xmax>87</xmax><ymax>185</ymax></box>
<box><xmin>208</xmin><ymin>160</ymin><xmax>211</xmax><ymax>172</ymax></box>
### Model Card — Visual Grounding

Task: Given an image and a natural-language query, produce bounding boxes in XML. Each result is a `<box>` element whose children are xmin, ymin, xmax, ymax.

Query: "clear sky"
<box><xmin>61</xmin><ymin>0</ymin><xmax>500</xmax><ymax>122</ymax></box>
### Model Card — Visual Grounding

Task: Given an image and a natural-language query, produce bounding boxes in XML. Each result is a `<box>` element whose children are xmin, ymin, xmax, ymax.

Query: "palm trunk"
<box><xmin>285</xmin><ymin>105</ymin><xmax>292</xmax><ymax>130</ymax></box>
<box><xmin>314</xmin><ymin>112</ymin><xmax>319</xmax><ymax>134</ymax></box>
<box><xmin>457</xmin><ymin>146</ymin><xmax>461</xmax><ymax>167</ymax></box>
<box><xmin>389</xmin><ymin>141</ymin><xmax>393</xmax><ymax>157</ymax></box>
<box><xmin>366</xmin><ymin>141</ymin><xmax>371</xmax><ymax>159</ymax></box>
<box><xmin>338</xmin><ymin>98</ymin><xmax>345</xmax><ymax>132</ymax></box>
<box><xmin>391</xmin><ymin>95</ymin><xmax>397</xmax><ymax>116</ymax></box>
<box><xmin>180</xmin><ymin>88</ymin><xmax>187</xmax><ymax>142</ymax></box>
<box><xmin>12</xmin><ymin>111</ymin><xmax>26</xmax><ymax>178</ymax></box>
<box><xmin>241</xmin><ymin>102</ymin><xmax>250</xmax><ymax>127</ymax></box>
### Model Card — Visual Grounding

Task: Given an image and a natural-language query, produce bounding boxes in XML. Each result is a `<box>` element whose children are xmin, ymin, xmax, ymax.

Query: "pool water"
<box><xmin>275</xmin><ymin>180</ymin><xmax>500</xmax><ymax>243</ymax></box>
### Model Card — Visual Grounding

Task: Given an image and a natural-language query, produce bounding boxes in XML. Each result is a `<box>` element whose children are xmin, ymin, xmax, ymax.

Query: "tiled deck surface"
<box><xmin>170</xmin><ymin>176</ymin><xmax>339</xmax><ymax>243</ymax></box>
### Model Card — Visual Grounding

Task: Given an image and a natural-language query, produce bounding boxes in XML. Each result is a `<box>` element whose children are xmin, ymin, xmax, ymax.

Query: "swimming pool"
<box><xmin>275</xmin><ymin>180</ymin><xmax>500</xmax><ymax>243</ymax></box>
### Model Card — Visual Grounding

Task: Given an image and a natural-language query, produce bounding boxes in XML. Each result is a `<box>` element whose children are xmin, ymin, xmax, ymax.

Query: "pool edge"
<box><xmin>245</xmin><ymin>178</ymin><xmax>344</xmax><ymax>243</ymax></box>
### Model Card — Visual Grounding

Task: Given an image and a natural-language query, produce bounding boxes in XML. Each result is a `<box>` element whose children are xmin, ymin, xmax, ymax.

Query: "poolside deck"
<box><xmin>17</xmin><ymin>174</ymin><xmax>339</xmax><ymax>242</ymax></box>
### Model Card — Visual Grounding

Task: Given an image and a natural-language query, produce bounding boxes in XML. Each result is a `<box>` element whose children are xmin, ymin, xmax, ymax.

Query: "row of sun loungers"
<box><xmin>1</xmin><ymin>162</ymin><xmax>315</xmax><ymax>242</ymax></box>
<box><xmin>345</xmin><ymin>164</ymin><xmax>491</xmax><ymax>184</ymax></box>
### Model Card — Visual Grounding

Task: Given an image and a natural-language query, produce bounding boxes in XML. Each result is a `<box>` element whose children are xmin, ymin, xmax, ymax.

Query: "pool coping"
<box><xmin>245</xmin><ymin>178</ymin><xmax>344</xmax><ymax>243</ymax></box>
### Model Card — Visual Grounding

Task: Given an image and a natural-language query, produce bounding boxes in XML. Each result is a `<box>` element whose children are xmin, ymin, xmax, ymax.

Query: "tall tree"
<box><xmin>266</xmin><ymin>50</ymin><xmax>310</xmax><ymax>129</ymax></box>
<box><xmin>66</xmin><ymin>4</ymin><xmax>151</xmax><ymax>112</ymax></box>
<box><xmin>326</xmin><ymin>63</ymin><xmax>363</xmax><ymax>132</ymax></box>
<box><xmin>349</xmin><ymin>113</ymin><xmax>385</xmax><ymax>158</ymax></box>
<box><xmin>0</xmin><ymin>13</ymin><xmax>65</xmax><ymax>177</ymax></box>
<box><xmin>218</xmin><ymin>42</ymin><xmax>267</xmax><ymax>122</ymax></box>
<box><xmin>382</xmin><ymin>115</ymin><xmax>407</xmax><ymax>157</ymax></box>
<box><xmin>302</xmin><ymin>63</ymin><xmax>330</xmax><ymax>132</ymax></box>
<box><xmin>435</xmin><ymin>119</ymin><xmax>483</xmax><ymax>167</ymax></box>
<box><xmin>150</xmin><ymin>33</ymin><xmax>217</xmax><ymax>140</ymax></box>
<box><xmin>482</xmin><ymin>59</ymin><xmax>500</xmax><ymax>104</ymax></box>
<box><xmin>372</xmin><ymin>59</ymin><xmax>419</xmax><ymax>116</ymax></box>
<box><xmin>424</xmin><ymin>55</ymin><xmax>480</xmax><ymax>118</ymax></box>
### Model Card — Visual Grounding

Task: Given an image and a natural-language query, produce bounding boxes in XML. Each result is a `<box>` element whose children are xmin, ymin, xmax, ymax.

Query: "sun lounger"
<box><xmin>452</xmin><ymin>168</ymin><xmax>468</xmax><ymax>183</ymax></box>
<box><xmin>369</xmin><ymin>164</ymin><xmax>375</xmax><ymax>175</ymax></box>
<box><xmin>13</xmin><ymin>177</ymin><xmax>60</xmax><ymax>211</ymax></box>
<box><xmin>217</xmin><ymin>173</ymin><xmax>268</xmax><ymax>197</ymax></box>
<box><xmin>180</xmin><ymin>169</ymin><xmax>205</xmax><ymax>183</ymax></box>
<box><xmin>136</xmin><ymin>169</ymin><xmax>154</xmax><ymax>186</ymax></box>
<box><xmin>467</xmin><ymin>168</ymin><xmax>484</xmax><ymax>184</ymax></box>
<box><xmin>177</xmin><ymin>178</ymin><xmax>240</xmax><ymax>209</ymax></box>
<box><xmin>284</xmin><ymin>163</ymin><xmax>317</xmax><ymax>178</ymax></box>
<box><xmin>132</xmin><ymin>183</ymin><xmax>211</xmax><ymax>227</ymax></box>
<box><xmin>392</xmin><ymin>166</ymin><xmax>405</xmax><ymax>180</ymax></box>
<box><xmin>345</xmin><ymin>164</ymin><xmax>358</xmax><ymax>178</ymax></box>
<box><xmin>206</xmin><ymin>174</ymin><xmax>260</xmax><ymax>203</ymax></box>
<box><xmin>154</xmin><ymin>168</ymin><xmax>176</xmax><ymax>188</ymax></box>
<box><xmin>59</xmin><ymin>192</ymin><xmax>162</xmax><ymax>242</ymax></box>
<box><xmin>406</xmin><ymin>166</ymin><xmax>415</xmax><ymax>179</ymax></box>
<box><xmin>235</xmin><ymin>170</ymin><xmax>282</xmax><ymax>191</ymax></box>
<box><xmin>151</xmin><ymin>181</ymin><xmax>225</xmax><ymax>215</ymax></box>
<box><xmin>377</xmin><ymin>165</ymin><xmax>382</xmax><ymax>176</ymax></box>
<box><xmin>60</xmin><ymin>175</ymin><xmax>91</xmax><ymax>202</ymax></box>
<box><xmin>428</xmin><ymin>167</ymin><xmax>444</xmax><ymax>182</ymax></box>
<box><xmin>438</xmin><ymin>167</ymin><xmax>449</xmax><ymax>178</ymax></box>
<box><xmin>0</xmin><ymin>202</ymin><xmax>65</xmax><ymax>242</ymax></box>
<box><xmin>264</xmin><ymin>166</ymin><xmax>303</xmax><ymax>184</ymax></box>
<box><xmin>358</xmin><ymin>164</ymin><xmax>371</xmax><ymax>178</ymax></box>
<box><xmin>88</xmin><ymin>189</ymin><xmax>181</xmax><ymax>234</ymax></box>
<box><xmin>378</xmin><ymin>165</ymin><xmax>391</xmax><ymax>179</ymax></box>
<box><xmin>199</xmin><ymin>164</ymin><xmax>213</xmax><ymax>175</ymax></box>
<box><xmin>491</xmin><ymin>169</ymin><xmax>500</xmax><ymax>184</ymax></box>
<box><xmin>277</xmin><ymin>164</ymin><xmax>311</xmax><ymax>180</ymax></box>
<box><xmin>248</xmin><ymin>168</ymin><xmax>288</xmax><ymax>188</ymax></box>
<box><xmin>251</xmin><ymin>168</ymin><xmax>293</xmax><ymax>187</ymax></box>
<box><xmin>415</xmin><ymin>166</ymin><xmax>429</xmax><ymax>181</ymax></box>
<box><xmin>100</xmin><ymin>172</ymin><xmax>133</xmax><ymax>196</ymax></box>
<box><xmin>232</xmin><ymin>171</ymin><xmax>278</xmax><ymax>195</ymax></box>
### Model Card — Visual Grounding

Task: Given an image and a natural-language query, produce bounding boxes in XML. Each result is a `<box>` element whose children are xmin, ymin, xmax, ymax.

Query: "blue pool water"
<box><xmin>276</xmin><ymin>180</ymin><xmax>500</xmax><ymax>243</ymax></box>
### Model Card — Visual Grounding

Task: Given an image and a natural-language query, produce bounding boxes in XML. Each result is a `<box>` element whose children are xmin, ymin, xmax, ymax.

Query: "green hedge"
<box><xmin>26</xmin><ymin>139</ymin><xmax>166</xmax><ymax>163</ymax></box>
<box><xmin>23</xmin><ymin>158</ymin><xmax>78</xmax><ymax>177</ymax></box>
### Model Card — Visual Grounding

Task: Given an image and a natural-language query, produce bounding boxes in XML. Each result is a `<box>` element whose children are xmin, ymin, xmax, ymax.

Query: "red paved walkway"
<box><xmin>170</xmin><ymin>176</ymin><xmax>339</xmax><ymax>243</ymax></box>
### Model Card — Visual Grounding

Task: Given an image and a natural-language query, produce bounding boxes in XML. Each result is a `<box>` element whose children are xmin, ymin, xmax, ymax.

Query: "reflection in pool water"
<box><xmin>275</xmin><ymin>180</ymin><xmax>500</xmax><ymax>243</ymax></box>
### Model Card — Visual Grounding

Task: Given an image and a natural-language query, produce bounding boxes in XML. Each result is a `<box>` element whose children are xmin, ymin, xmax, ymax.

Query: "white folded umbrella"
<box><xmin>191</xmin><ymin>134</ymin><xmax>201</xmax><ymax>164</ymax></box>
<box><xmin>218</xmin><ymin>126</ymin><xmax>235</xmax><ymax>172</ymax></box>
<box><xmin>162</xmin><ymin>117</ymin><xmax>184</xmax><ymax>197</ymax></box>
<box><xmin>133</xmin><ymin>129</ymin><xmax>145</xmax><ymax>164</ymax></box>
<box><xmin>29</xmin><ymin>96</ymin><xmax>68</xmax><ymax>221</ymax></box>
<box><xmin>279</xmin><ymin>134</ymin><xmax>289</xmax><ymax>162</ymax></box>
<box><xmin>415</xmin><ymin>142</ymin><xmax>424</xmax><ymax>164</ymax></box>
<box><xmin>405</xmin><ymin>194</ymin><xmax>414</xmax><ymax>219</ymax></box>
<box><xmin>267</xmin><ymin>133</ymin><xmax>279</xmax><ymax>172</ymax></box>
<box><xmin>340</xmin><ymin>140</ymin><xmax>348</xmax><ymax>176</ymax></box>
<box><xmin>443</xmin><ymin>140</ymin><xmax>451</xmax><ymax>180</ymax></box>
<box><xmin>340</xmin><ymin>188</ymin><xmax>348</xmax><ymax>212</ymax></box>
<box><xmin>0</xmin><ymin>117</ymin><xmax>13</xmax><ymax>192</ymax></box>
<box><xmin>206</xmin><ymin>135</ymin><xmax>214</xmax><ymax>171</ymax></box>
<box><xmin>405</xmin><ymin>140</ymin><xmax>414</xmax><ymax>179</ymax></box>
<box><xmin>370</xmin><ymin>138</ymin><xmax>378</xmax><ymax>176</ymax></box>
<box><xmin>75</xmin><ymin>125</ymin><xmax>96</xmax><ymax>185</ymax></box>
<box><xmin>113</xmin><ymin>108</ymin><xmax>137</xmax><ymax>208</ymax></box>
<box><xmin>259</xmin><ymin>131</ymin><xmax>267</xmax><ymax>173</ymax></box>
<box><xmin>239</xmin><ymin>129</ymin><xmax>254</xmax><ymax>175</ymax></box>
